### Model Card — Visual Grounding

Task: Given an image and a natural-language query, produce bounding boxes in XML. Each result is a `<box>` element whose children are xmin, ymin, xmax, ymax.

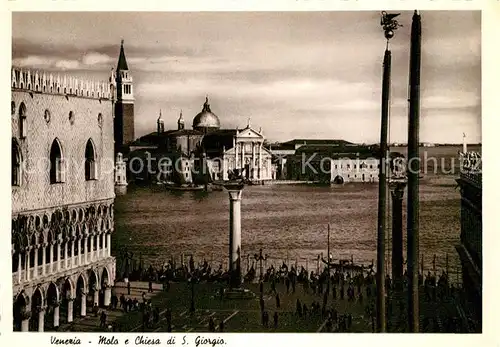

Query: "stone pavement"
<box><xmin>56</xmin><ymin>281</ymin><xmax>162</xmax><ymax>332</ymax></box>
<box><xmin>113</xmin><ymin>281</ymin><xmax>373</xmax><ymax>333</ymax></box>
<box><xmin>53</xmin><ymin>281</ymin><xmax>463</xmax><ymax>333</ymax></box>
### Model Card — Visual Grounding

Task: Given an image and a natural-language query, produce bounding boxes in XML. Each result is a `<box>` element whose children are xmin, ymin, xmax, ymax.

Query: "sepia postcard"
<box><xmin>3</xmin><ymin>1</ymin><xmax>498</xmax><ymax>346</ymax></box>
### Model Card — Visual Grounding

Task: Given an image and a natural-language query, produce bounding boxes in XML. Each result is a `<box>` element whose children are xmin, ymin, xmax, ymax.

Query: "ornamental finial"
<box><xmin>380</xmin><ymin>11</ymin><xmax>402</xmax><ymax>41</ymax></box>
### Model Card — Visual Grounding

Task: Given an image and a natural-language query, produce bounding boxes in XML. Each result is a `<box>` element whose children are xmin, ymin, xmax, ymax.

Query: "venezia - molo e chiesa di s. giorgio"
<box><xmin>10</xmin><ymin>40</ymin><xmax>275</xmax><ymax>332</ymax></box>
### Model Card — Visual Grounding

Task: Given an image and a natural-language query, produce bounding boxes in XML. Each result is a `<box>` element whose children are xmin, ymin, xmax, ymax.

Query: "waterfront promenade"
<box><xmin>53</xmin><ymin>279</ymin><xmax>467</xmax><ymax>333</ymax></box>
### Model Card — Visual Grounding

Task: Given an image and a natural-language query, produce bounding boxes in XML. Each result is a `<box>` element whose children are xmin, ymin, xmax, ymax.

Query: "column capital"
<box><xmin>225</xmin><ymin>186</ymin><xmax>244</xmax><ymax>201</ymax></box>
<box><xmin>228</xmin><ymin>191</ymin><xmax>242</xmax><ymax>201</ymax></box>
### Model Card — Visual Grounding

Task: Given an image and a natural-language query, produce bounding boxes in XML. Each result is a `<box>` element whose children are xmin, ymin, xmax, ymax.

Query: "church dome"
<box><xmin>193</xmin><ymin>97</ymin><xmax>220</xmax><ymax>131</ymax></box>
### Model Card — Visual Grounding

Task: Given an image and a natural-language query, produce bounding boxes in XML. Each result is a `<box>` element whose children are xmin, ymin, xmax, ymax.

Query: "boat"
<box><xmin>164</xmin><ymin>183</ymin><xmax>205</xmax><ymax>191</ymax></box>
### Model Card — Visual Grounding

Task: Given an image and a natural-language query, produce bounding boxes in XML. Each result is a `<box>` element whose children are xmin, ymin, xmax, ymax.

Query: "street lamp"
<box><xmin>254</xmin><ymin>249</ymin><xmax>268</xmax><ymax>281</ymax></box>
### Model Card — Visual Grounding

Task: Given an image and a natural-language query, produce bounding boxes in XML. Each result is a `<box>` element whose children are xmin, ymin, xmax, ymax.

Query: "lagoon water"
<box><xmin>112</xmin><ymin>146</ymin><xmax>479</xmax><ymax>279</ymax></box>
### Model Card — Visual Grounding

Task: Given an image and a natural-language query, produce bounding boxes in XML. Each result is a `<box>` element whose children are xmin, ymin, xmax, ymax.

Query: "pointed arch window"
<box><xmin>12</xmin><ymin>139</ymin><xmax>21</xmax><ymax>186</ymax></box>
<box><xmin>85</xmin><ymin>139</ymin><xmax>97</xmax><ymax>180</ymax></box>
<box><xmin>19</xmin><ymin>103</ymin><xmax>27</xmax><ymax>139</ymax></box>
<box><xmin>50</xmin><ymin>139</ymin><xmax>65</xmax><ymax>184</ymax></box>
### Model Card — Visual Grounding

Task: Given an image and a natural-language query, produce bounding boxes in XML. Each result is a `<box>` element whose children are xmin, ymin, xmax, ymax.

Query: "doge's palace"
<box><xmin>11</xmin><ymin>68</ymin><xmax>117</xmax><ymax>332</ymax></box>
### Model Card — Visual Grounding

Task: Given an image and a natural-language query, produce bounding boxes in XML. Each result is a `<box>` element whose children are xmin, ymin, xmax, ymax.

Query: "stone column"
<box><xmin>53</xmin><ymin>304</ymin><xmax>60</xmax><ymax>328</ymax></box>
<box><xmin>80</xmin><ymin>293</ymin><xmax>87</xmax><ymax>317</ymax></box>
<box><xmin>49</xmin><ymin>242</ymin><xmax>54</xmax><ymax>274</ymax></box>
<box><xmin>41</xmin><ymin>243</ymin><xmax>47</xmax><ymax>276</ymax></box>
<box><xmin>64</xmin><ymin>241</ymin><xmax>68</xmax><ymax>269</ymax></box>
<box><xmin>250</xmin><ymin>142</ymin><xmax>254</xmax><ymax>179</ymax></box>
<box><xmin>104</xmin><ymin>287</ymin><xmax>111</xmax><ymax>307</ymax></box>
<box><xmin>224</xmin><ymin>183</ymin><xmax>244</xmax><ymax>288</ymax></box>
<box><xmin>93</xmin><ymin>290</ymin><xmax>99</xmax><ymax>307</ymax></box>
<box><xmin>33</xmin><ymin>246</ymin><xmax>39</xmax><ymax>278</ymax></box>
<box><xmin>89</xmin><ymin>234</ymin><xmax>94</xmax><ymax>261</ymax></box>
<box><xmin>390</xmin><ymin>181</ymin><xmax>407</xmax><ymax>289</ymax></box>
<box><xmin>56</xmin><ymin>240</ymin><xmax>61</xmax><ymax>272</ymax></box>
<box><xmin>25</xmin><ymin>251</ymin><xmax>30</xmax><ymax>282</ymax></box>
<box><xmin>97</xmin><ymin>233</ymin><xmax>102</xmax><ymax>259</ymax></box>
<box><xmin>241</xmin><ymin>143</ymin><xmax>245</xmax><ymax>174</ymax></box>
<box><xmin>18</xmin><ymin>253</ymin><xmax>22</xmax><ymax>283</ymax></box>
<box><xmin>79</xmin><ymin>237</ymin><xmax>83</xmax><ymax>266</ymax></box>
<box><xmin>258</xmin><ymin>143</ymin><xmax>262</xmax><ymax>180</ymax></box>
<box><xmin>106</xmin><ymin>233</ymin><xmax>111</xmax><ymax>257</ymax></box>
<box><xmin>235</xmin><ymin>140</ymin><xmax>239</xmax><ymax>169</ymax></box>
<box><xmin>21</xmin><ymin>316</ymin><xmax>30</xmax><ymax>332</ymax></box>
<box><xmin>67</xmin><ymin>299</ymin><xmax>74</xmax><ymax>323</ymax></box>
<box><xmin>83</xmin><ymin>235</ymin><xmax>89</xmax><ymax>264</ymax></box>
<box><xmin>93</xmin><ymin>234</ymin><xmax>98</xmax><ymax>260</ymax></box>
<box><xmin>38</xmin><ymin>307</ymin><xmax>45</xmax><ymax>332</ymax></box>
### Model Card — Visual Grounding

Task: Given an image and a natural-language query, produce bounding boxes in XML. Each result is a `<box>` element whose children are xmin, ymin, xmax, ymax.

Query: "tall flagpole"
<box><xmin>377</xmin><ymin>11</ymin><xmax>401</xmax><ymax>332</ymax></box>
<box><xmin>376</xmin><ymin>46</ymin><xmax>390</xmax><ymax>333</ymax></box>
<box><xmin>407</xmin><ymin>10</ymin><xmax>422</xmax><ymax>333</ymax></box>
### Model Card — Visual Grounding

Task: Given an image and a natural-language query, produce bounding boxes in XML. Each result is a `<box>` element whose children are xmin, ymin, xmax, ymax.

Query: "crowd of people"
<box><xmin>114</xmin><ymin>253</ymin><xmax>470</xmax><ymax>333</ymax></box>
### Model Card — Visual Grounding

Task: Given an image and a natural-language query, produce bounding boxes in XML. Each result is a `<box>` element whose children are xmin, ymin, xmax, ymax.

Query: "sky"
<box><xmin>12</xmin><ymin>11</ymin><xmax>481</xmax><ymax>144</ymax></box>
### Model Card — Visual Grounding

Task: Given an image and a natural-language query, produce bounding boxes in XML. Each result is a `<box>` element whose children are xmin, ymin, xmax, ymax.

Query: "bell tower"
<box><xmin>114</xmin><ymin>39</ymin><xmax>135</xmax><ymax>154</ymax></box>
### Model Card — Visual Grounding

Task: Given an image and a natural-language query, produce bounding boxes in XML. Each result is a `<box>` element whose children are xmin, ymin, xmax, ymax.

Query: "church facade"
<box><xmin>11</xmin><ymin>50</ymin><xmax>122</xmax><ymax>331</ymax></box>
<box><xmin>128</xmin><ymin>97</ymin><xmax>274</xmax><ymax>184</ymax></box>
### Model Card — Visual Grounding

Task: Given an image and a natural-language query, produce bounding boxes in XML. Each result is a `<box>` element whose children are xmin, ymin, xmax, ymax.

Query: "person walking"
<box><xmin>296</xmin><ymin>299</ymin><xmax>302</xmax><ymax>317</ymax></box>
<box><xmin>263</xmin><ymin>311</ymin><xmax>269</xmax><ymax>328</ymax></box>
<box><xmin>275</xmin><ymin>293</ymin><xmax>280</xmax><ymax>309</ymax></box>
<box><xmin>127</xmin><ymin>281</ymin><xmax>131</xmax><ymax>295</ymax></box>
<box><xmin>100</xmin><ymin>311</ymin><xmax>107</xmax><ymax>328</ymax></box>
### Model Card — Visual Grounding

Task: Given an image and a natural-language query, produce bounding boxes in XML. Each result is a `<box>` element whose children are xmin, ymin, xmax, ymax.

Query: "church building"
<box><xmin>128</xmin><ymin>97</ymin><xmax>274</xmax><ymax>184</ymax></box>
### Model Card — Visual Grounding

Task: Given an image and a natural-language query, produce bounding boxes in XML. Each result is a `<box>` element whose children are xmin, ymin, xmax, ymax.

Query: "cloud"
<box><xmin>137</xmin><ymin>77</ymin><xmax>378</xmax><ymax>114</ymax></box>
<box><xmin>12</xmin><ymin>55</ymin><xmax>53</xmax><ymax>68</ymax></box>
<box><xmin>82</xmin><ymin>53</ymin><xmax>113</xmax><ymax>66</ymax></box>
<box><xmin>11</xmin><ymin>11</ymin><xmax>481</xmax><ymax>144</ymax></box>
<box><xmin>54</xmin><ymin>59</ymin><xmax>80</xmax><ymax>70</ymax></box>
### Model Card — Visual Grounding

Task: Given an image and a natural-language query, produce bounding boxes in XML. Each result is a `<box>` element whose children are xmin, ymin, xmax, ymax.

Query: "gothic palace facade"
<box><xmin>11</xmin><ymin>67</ymin><xmax>117</xmax><ymax>332</ymax></box>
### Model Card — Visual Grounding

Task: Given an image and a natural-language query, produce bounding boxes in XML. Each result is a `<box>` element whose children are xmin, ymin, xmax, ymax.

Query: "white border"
<box><xmin>2</xmin><ymin>1</ymin><xmax>499</xmax><ymax>346</ymax></box>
